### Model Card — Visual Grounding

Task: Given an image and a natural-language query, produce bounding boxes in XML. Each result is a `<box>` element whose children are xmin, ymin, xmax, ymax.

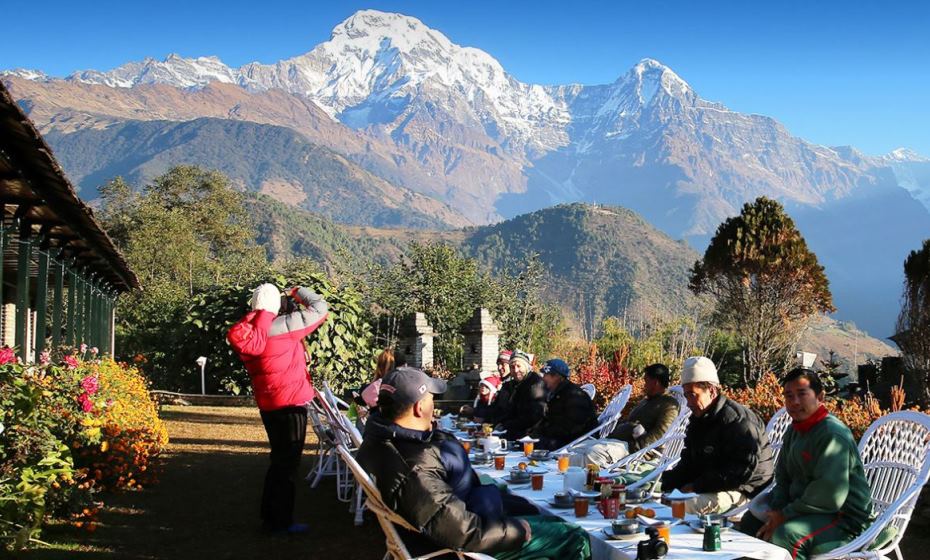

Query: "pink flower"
<box><xmin>63</xmin><ymin>355</ymin><xmax>79</xmax><ymax>369</ymax></box>
<box><xmin>79</xmin><ymin>343</ymin><xmax>88</xmax><ymax>354</ymax></box>
<box><xmin>77</xmin><ymin>392</ymin><xmax>94</xmax><ymax>413</ymax></box>
<box><xmin>39</xmin><ymin>350</ymin><xmax>51</xmax><ymax>365</ymax></box>
<box><xmin>80</xmin><ymin>375</ymin><xmax>99</xmax><ymax>396</ymax></box>
<box><xmin>0</xmin><ymin>346</ymin><xmax>15</xmax><ymax>365</ymax></box>
<box><xmin>90</xmin><ymin>347</ymin><xmax>99</xmax><ymax>356</ymax></box>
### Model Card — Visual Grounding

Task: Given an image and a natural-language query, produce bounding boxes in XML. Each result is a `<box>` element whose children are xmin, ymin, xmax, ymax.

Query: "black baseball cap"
<box><xmin>379</xmin><ymin>366</ymin><xmax>448</xmax><ymax>406</ymax></box>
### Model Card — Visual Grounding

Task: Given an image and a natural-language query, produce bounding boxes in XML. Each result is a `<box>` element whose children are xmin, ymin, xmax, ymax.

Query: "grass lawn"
<box><xmin>17</xmin><ymin>405</ymin><xmax>930</xmax><ymax>559</ymax></box>
<box><xmin>19</xmin><ymin>405</ymin><xmax>384</xmax><ymax>559</ymax></box>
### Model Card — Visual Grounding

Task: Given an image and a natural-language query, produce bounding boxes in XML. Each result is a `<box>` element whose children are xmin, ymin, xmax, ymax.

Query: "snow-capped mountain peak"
<box><xmin>65</xmin><ymin>54</ymin><xmax>237</xmax><ymax>89</ymax></box>
<box><xmin>885</xmin><ymin>148</ymin><xmax>930</xmax><ymax>163</ymax></box>
<box><xmin>628</xmin><ymin>58</ymin><xmax>692</xmax><ymax>102</ymax></box>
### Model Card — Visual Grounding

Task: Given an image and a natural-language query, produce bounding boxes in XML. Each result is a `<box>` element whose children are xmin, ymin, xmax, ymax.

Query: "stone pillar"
<box><xmin>397</xmin><ymin>312</ymin><xmax>435</xmax><ymax>370</ymax></box>
<box><xmin>462</xmin><ymin>308</ymin><xmax>502</xmax><ymax>374</ymax></box>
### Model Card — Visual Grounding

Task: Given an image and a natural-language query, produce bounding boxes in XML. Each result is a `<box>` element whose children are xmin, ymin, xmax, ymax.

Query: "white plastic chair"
<box><xmin>306</xmin><ymin>400</ymin><xmax>340</xmax><ymax>487</ymax></box>
<box><xmin>723</xmin><ymin>407</ymin><xmax>793</xmax><ymax>519</ymax></box>
<box><xmin>811</xmin><ymin>411</ymin><xmax>930</xmax><ymax>560</ymax></box>
<box><xmin>316</xmin><ymin>392</ymin><xmax>367</xmax><ymax>525</ymax></box>
<box><xmin>335</xmin><ymin>445</ymin><xmax>495</xmax><ymax>560</ymax></box>
<box><xmin>607</xmin><ymin>386</ymin><xmax>691</xmax><ymax>492</ymax></box>
<box><xmin>555</xmin><ymin>385</ymin><xmax>632</xmax><ymax>453</ymax></box>
<box><xmin>580</xmin><ymin>383</ymin><xmax>596</xmax><ymax>400</ymax></box>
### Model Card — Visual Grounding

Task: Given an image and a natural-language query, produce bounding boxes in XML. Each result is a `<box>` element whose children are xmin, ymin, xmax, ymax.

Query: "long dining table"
<box><xmin>471</xmin><ymin>449</ymin><xmax>791</xmax><ymax>560</ymax></box>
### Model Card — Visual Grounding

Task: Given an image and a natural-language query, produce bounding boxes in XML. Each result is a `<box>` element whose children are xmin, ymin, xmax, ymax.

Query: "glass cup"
<box><xmin>656</xmin><ymin>522</ymin><xmax>671</xmax><ymax>545</ymax></box>
<box><xmin>557</xmin><ymin>454</ymin><xmax>570</xmax><ymax>473</ymax></box>
<box><xmin>461</xmin><ymin>439</ymin><xmax>471</xmax><ymax>453</ymax></box>
<box><xmin>574</xmin><ymin>497</ymin><xmax>589</xmax><ymax>517</ymax></box>
<box><xmin>494</xmin><ymin>454</ymin><xmax>506</xmax><ymax>470</ymax></box>
<box><xmin>523</xmin><ymin>441</ymin><xmax>535</xmax><ymax>456</ymax></box>
<box><xmin>671</xmin><ymin>500</ymin><xmax>687</xmax><ymax>519</ymax></box>
<box><xmin>531</xmin><ymin>473</ymin><xmax>544</xmax><ymax>491</ymax></box>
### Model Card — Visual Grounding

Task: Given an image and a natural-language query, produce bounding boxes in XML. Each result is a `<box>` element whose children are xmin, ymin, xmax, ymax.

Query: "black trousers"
<box><xmin>259</xmin><ymin>405</ymin><xmax>308</xmax><ymax>529</ymax></box>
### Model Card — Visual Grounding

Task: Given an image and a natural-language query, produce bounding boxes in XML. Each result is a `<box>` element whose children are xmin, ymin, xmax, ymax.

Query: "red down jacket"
<box><xmin>227</xmin><ymin>287</ymin><xmax>329</xmax><ymax>411</ymax></box>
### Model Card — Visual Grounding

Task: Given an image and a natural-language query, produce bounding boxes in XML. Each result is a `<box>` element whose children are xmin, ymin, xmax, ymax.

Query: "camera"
<box><xmin>280</xmin><ymin>293</ymin><xmax>298</xmax><ymax>314</ymax></box>
<box><xmin>636</xmin><ymin>526</ymin><xmax>668</xmax><ymax>559</ymax></box>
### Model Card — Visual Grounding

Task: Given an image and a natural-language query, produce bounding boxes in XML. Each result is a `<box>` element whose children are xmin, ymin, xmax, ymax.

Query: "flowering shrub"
<box><xmin>570</xmin><ymin>342</ymin><xmax>644</xmax><ymax>411</ymax></box>
<box><xmin>1</xmin><ymin>349</ymin><xmax>167</xmax><ymax>551</ymax></box>
<box><xmin>69</xmin><ymin>358</ymin><xmax>168</xmax><ymax>491</ymax></box>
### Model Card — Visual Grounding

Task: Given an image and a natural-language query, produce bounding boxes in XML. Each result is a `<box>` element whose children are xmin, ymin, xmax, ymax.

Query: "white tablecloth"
<box><xmin>474</xmin><ymin>452</ymin><xmax>790</xmax><ymax>560</ymax></box>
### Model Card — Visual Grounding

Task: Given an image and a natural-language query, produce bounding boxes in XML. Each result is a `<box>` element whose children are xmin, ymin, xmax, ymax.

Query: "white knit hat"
<box><xmin>251</xmin><ymin>283</ymin><xmax>281</xmax><ymax>314</ymax></box>
<box><xmin>681</xmin><ymin>356</ymin><xmax>719</xmax><ymax>385</ymax></box>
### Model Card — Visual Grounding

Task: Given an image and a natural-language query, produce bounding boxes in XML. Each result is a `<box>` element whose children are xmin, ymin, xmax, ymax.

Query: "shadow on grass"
<box><xmin>21</xmin><ymin>444</ymin><xmax>383</xmax><ymax>559</ymax></box>
<box><xmin>159</xmin><ymin>410</ymin><xmax>263</xmax><ymax>426</ymax></box>
<box><xmin>168</xmin><ymin>437</ymin><xmax>272</xmax><ymax>450</ymax></box>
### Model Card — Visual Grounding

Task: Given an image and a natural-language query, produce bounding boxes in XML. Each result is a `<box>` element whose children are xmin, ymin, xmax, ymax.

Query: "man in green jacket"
<box><xmin>570</xmin><ymin>363</ymin><xmax>680</xmax><ymax>468</ymax></box>
<box><xmin>741</xmin><ymin>368</ymin><xmax>874</xmax><ymax>560</ymax></box>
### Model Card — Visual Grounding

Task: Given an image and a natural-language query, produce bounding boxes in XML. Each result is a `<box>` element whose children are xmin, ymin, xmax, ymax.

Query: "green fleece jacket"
<box><xmin>770</xmin><ymin>412</ymin><xmax>874</xmax><ymax>533</ymax></box>
<box><xmin>608</xmin><ymin>391</ymin><xmax>680</xmax><ymax>452</ymax></box>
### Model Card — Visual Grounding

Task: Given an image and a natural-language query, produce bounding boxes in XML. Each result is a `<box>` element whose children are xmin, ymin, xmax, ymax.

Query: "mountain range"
<box><xmin>249</xmin><ymin>198</ymin><xmax>897</xmax><ymax>365</ymax></box>
<box><xmin>4</xmin><ymin>8</ymin><xmax>930</xmax><ymax>337</ymax></box>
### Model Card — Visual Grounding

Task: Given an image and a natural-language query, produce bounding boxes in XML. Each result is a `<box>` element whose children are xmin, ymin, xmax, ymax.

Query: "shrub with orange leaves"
<box><xmin>725</xmin><ymin>372</ymin><xmax>785</xmax><ymax>424</ymax></box>
<box><xmin>570</xmin><ymin>342</ymin><xmax>645</xmax><ymax>412</ymax></box>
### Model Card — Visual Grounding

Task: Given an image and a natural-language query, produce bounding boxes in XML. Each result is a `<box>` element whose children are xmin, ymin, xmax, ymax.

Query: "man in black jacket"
<box><xmin>530</xmin><ymin>359</ymin><xmax>598</xmax><ymax>450</ymax></box>
<box><xmin>662</xmin><ymin>356</ymin><xmax>774</xmax><ymax>514</ymax></box>
<box><xmin>357</xmin><ymin>367</ymin><xmax>591</xmax><ymax>559</ymax></box>
<box><xmin>499</xmin><ymin>351</ymin><xmax>547</xmax><ymax>440</ymax></box>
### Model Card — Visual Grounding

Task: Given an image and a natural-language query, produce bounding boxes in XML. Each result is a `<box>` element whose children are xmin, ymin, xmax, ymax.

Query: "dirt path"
<box><xmin>23</xmin><ymin>405</ymin><xmax>384</xmax><ymax>559</ymax></box>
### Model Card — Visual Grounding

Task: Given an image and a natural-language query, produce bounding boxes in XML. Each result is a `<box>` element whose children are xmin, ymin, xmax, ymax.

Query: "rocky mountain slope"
<box><xmin>5</xmin><ymin>8</ymin><xmax>929</xmax><ymax>335</ymax></box>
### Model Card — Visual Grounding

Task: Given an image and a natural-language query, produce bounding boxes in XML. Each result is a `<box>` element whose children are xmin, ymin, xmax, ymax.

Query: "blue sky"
<box><xmin>4</xmin><ymin>0</ymin><xmax>929</xmax><ymax>156</ymax></box>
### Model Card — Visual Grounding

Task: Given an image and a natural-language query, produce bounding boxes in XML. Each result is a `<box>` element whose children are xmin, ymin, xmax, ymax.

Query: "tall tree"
<box><xmin>369</xmin><ymin>242</ymin><xmax>563</xmax><ymax>369</ymax></box>
<box><xmin>896</xmin><ymin>239</ymin><xmax>930</xmax><ymax>401</ymax></box>
<box><xmin>98</xmin><ymin>166</ymin><xmax>268</xmax><ymax>373</ymax></box>
<box><xmin>689</xmin><ymin>197</ymin><xmax>834</xmax><ymax>384</ymax></box>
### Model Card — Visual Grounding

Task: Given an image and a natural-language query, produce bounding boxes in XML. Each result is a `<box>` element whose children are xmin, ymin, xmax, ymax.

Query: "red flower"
<box><xmin>0</xmin><ymin>346</ymin><xmax>15</xmax><ymax>365</ymax></box>
<box><xmin>77</xmin><ymin>392</ymin><xmax>94</xmax><ymax>413</ymax></box>
<box><xmin>81</xmin><ymin>375</ymin><xmax>99</xmax><ymax>396</ymax></box>
<box><xmin>64</xmin><ymin>355</ymin><xmax>79</xmax><ymax>369</ymax></box>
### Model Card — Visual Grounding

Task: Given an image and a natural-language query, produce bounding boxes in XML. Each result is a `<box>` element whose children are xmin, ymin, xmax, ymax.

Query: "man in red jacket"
<box><xmin>227</xmin><ymin>283</ymin><xmax>329</xmax><ymax>534</ymax></box>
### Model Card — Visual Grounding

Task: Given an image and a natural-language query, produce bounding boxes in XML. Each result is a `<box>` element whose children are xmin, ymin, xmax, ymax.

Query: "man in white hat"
<box><xmin>661</xmin><ymin>356</ymin><xmax>774</xmax><ymax>514</ymax></box>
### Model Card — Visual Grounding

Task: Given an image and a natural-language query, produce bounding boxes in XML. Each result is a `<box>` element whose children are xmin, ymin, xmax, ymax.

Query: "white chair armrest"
<box><xmin>608</xmin><ymin>434</ymin><xmax>666</xmax><ymax>471</ymax></box>
<box><xmin>810</xmin><ymin>481</ymin><xmax>924</xmax><ymax>559</ymax></box>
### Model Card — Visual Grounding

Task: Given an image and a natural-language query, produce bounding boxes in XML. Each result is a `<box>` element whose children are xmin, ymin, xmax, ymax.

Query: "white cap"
<box><xmin>681</xmin><ymin>356</ymin><xmax>719</xmax><ymax>385</ymax></box>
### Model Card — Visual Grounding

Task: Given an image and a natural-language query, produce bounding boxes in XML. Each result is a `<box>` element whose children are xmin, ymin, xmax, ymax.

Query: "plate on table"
<box><xmin>602</xmin><ymin>526</ymin><xmax>645</xmax><ymax>541</ymax></box>
<box><xmin>545</xmin><ymin>498</ymin><xmax>576</xmax><ymax>509</ymax></box>
<box><xmin>686</xmin><ymin>519</ymin><xmax>733</xmax><ymax>533</ymax></box>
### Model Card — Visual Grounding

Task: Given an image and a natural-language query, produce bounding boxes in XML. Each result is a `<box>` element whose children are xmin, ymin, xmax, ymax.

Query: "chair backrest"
<box><xmin>335</xmin><ymin>445</ymin><xmax>417</xmax><ymax>560</ymax></box>
<box><xmin>316</xmin><ymin>394</ymin><xmax>360</xmax><ymax>448</ymax></box>
<box><xmin>580</xmin><ymin>383</ymin><xmax>596</xmax><ymax>400</ymax></box>
<box><xmin>323</xmin><ymin>382</ymin><xmax>350</xmax><ymax>410</ymax></box>
<box><xmin>654</xmin><ymin>386</ymin><xmax>692</xmax><ymax>464</ymax></box>
<box><xmin>765</xmin><ymin>407</ymin><xmax>793</xmax><ymax>466</ymax></box>
<box><xmin>858</xmin><ymin>411</ymin><xmax>930</xmax><ymax>523</ymax></box>
<box><xmin>597</xmin><ymin>384</ymin><xmax>632</xmax><ymax>437</ymax></box>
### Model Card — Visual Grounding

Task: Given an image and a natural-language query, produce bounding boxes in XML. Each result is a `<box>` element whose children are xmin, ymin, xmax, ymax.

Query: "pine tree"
<box><xmin>689</xmin><ymin>197</ymin><xmax>834</xmax><ymax>383</ymax></box>
<box><xmin>896</xmin><ymin>239</ymin><xmax>930</xmax><ymax>401</ymax></box>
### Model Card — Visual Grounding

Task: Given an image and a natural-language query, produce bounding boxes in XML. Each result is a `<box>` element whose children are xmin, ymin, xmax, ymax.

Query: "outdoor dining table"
<box><xmin>472</xmin><ymin>450</ymin><xmax>790</xmax><ymax>560</ymax></box>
